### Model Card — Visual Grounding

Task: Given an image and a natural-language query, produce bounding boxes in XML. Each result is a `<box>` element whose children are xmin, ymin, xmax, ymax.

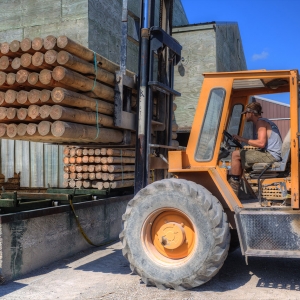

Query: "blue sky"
<box><xmin>181</xmin><ymin>0</ymin><xmax>300</xmax><ymax>104</ymax></box>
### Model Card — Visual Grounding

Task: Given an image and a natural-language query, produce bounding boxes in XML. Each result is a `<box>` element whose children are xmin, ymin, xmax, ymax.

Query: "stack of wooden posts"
<box><xmin>63</xmin><ymin>146</ymin><xmax>135</xmax><ymax>190</ymax></box>
<box><xmin>0</xmin><ymin>35</ymin><xmax>134</xmax><ymax>144</ymax></box>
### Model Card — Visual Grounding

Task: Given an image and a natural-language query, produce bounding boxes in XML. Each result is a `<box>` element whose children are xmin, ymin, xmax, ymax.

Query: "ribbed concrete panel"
<box><xmin>1</xmin><ymin>139</ymin><xmax>15</xmax><ymax>180</ymax></box>
<box><xmin>15</xmin><ymin>140</ymin><xmax>31</xmax><ymax>187</ymax></box>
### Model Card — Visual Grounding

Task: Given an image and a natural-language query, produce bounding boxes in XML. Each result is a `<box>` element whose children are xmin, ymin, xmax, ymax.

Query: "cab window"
<box><xmin>195</xmin><ymin>88</ymin><xmax>226</xmax><ymax>161</ymax></box>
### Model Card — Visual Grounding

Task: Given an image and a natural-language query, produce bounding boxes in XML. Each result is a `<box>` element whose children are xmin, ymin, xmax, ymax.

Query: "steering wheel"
<box><xmin>223</xmin><ymin>130</ymin><xmax>243</xmax><ymax>148</ymax></box>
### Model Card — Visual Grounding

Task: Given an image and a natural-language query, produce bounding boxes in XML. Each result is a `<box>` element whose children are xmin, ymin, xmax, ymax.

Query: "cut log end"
<box><xmin>32</xmin><ymin>52</ymin><xmax>44</xmax><ymax>67</ymax></box>
<box><xmin>52</xmin><ymin>66</ymin><xmax>66</xmax><ymax>81</ymax></box>
<box><xmin>39</xmin><ymin>69</ymin><xmax>52</xmax><ymax>85</ymax></box>
<box><xmin>17</xmin><ymin>108</ymin><xmax>28</xmax><ymax>120</ymax></box>
<box><xmin>40</xmin><ymin>89</ymin><xmax>51</xmax><ymax>102</ymax></box>
<box><xmin>0</xmin><ymin>72</ymin><xmax>6</xmax><ymax>85</ymax></box>
<box><xmin>20</xmin><ymin>38</ymin><xmax>32</xmax><ymax>52</ymax></box>
<box><xmin>16</xmin><ymin>70</ymin><xmax>29</xmax><ymax>84</ymax></box>
<box><xmin>28</xmin><ymin>105</ymin><xmax>40</xmax><ymax>119</ymax></box>
<box><xmin>44</xmin><ymin>35</ymin><xmax>57</xmax><ymax>50</ymax></box>
<box><xmin>27</xmin><ymin>123</ymin><xmax>38</xmax><ymax>135</ymax></box>
<box><xmin>38</xmin><ymin>121</ymin><xmax>52</xmax><ymax>136</ymax></box>
<box><xmin>51</xmin><ymin>87</ymin><xmax>65</xmax><ymax>102</ymax></box>
<box><xmin>1</xmin><ymin>42</ymin><xmax>10</xmax><ymax>55</ymax></box>
<box><xmin>40</xmin><ymin>105</ymin><xmax>51</xmax><ymax>119</ymax></box>
<box><xmin>0</xmin><ymin>107</ymin><xmax>7</xmax><ymax>120</ymax></box>
<box><xmin>17</xmin><ymin>123</ymin><xmax>27</xmax><ymax>136</ymax></box>
<box><xmin>11</xmin><ymin>57</ymin><xmax>21</xmax><ymax>70</ymax></box>
<box><xmin>28</xmin><ymin>72</ymin><xmax>39</xmax><ymax>85</ymax></box>
<box><xmin>17</xmin><ymin>90</ymin><xmax>29</xmax><ymax>105</ymax></box>
<box><xmin>7</xmin><ymin>124</ymin><xmax>17</xmax><ymax>137</ymax></box>
<box><xmin>28</xmin><ymin>89</ymin><xmax>41</xmax><ymax>104</ymax></box>
<box><xmin>21</xmin><ymin>53</ymin><xmax>32</xmax><ymax>68</ymax></box>
<box><xmin>32</xmin><ymin>37</ymin><xmax>44</xmax><ymax>51</ymax></box>
<box><xmin>0</xmin><ymin>124</ymin><xmax>7</xmax><ymax>137</ymax></box>
<box><xmin>5</xmin><ymin>90</ymin><xmax>17</xmax><ymax>104</ymax></box>
<box><xmin>9</xmin><ymin>40</ymin><xmax>20</xmax><ymax>53</ymax></box>
<box><xmin>45</xmin><ymin>50</ymin><xmax>58</xmax><ymax>65</ymax></box>
<box><xmin>0</xmin><ymin>56</ymin><xmax>10</xmax><ymax>70</ymax></box>
<box><xmin>6</xmin><ymin>73</ymin><xmax>16</xmax><ymax>85</ymax></box>
<box><xmin>57</xmin><ymin>36</ymin><xmax>68</xmax><ymax>49</ymax></box>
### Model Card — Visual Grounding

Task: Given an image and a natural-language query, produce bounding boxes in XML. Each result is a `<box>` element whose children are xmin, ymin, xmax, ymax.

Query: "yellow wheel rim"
<box><xmin>150</xmin><ymin>210</ymin><xmax>196</xmax><ymax>259</ymax></box>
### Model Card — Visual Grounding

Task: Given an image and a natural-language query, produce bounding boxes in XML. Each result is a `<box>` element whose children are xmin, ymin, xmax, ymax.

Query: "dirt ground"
<box><xmin>1</xmin><ymin>241</ymin><xmax>300</xmax><ymax>300</ymax></box>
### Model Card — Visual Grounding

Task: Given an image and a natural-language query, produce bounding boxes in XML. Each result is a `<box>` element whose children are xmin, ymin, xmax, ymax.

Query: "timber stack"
<box><xmin>0</xmin><ymin>35</ymin><xmax>179</xmax><ymax>146</ymax></box>
<box><xmin>63</xmin><ymin>146</ymin><xmax>135</xmax><ymax>190</ymax></box>
<box><xmin>0</xmin><ymin>35</ymin><xmax>132</xmax><ymax>145</ymax></box>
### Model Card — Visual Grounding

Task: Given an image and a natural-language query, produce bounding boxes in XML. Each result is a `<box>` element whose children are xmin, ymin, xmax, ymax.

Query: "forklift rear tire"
<box><xmin>120</xmin><ymin>178</ymin><xmax>230</xmax><ymax>290</ymax></box>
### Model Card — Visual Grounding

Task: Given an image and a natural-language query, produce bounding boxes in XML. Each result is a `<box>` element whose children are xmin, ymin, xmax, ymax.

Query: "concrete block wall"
<box><xmin>0</xmin><ymin>195</ymin><xmax>131</xmax><ymax>281</ymax></box>
<box><xmin>173</xmin><ymin>22</ymin><xmax>247</xmax><ymax>132</ymax></box>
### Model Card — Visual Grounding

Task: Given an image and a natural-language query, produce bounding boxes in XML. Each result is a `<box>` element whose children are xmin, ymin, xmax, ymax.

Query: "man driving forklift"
<box><xmin>228</xmin><ymin>102</ymin><xmax>283</xmax><ymax>195</ymax></box>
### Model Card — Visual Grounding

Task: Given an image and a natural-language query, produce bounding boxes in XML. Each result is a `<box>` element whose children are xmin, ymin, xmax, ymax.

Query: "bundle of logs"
<box><xmin>0</xmin><ymin>35</ymin><xmax>134</xmax><ymax>144</ymax></box>
<box><xmin>63</xmin><ymin>146</ymin><xmax>135</xmax><ymax>190</ymax></box>
<box><xmin>0</xmin><ymin>35</ymin><xmax>179</xmax><ymax>146</ymax></box>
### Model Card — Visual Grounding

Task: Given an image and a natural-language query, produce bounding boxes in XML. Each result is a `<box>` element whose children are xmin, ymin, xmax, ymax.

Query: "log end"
<box><xmin>7</xmin><ymin>124</ymin><xmax>17</xmax><ymax>138</ymax></box>
<box><xmin>28</xmin><ymin>89</ymin><xmax>41</xmax><ymax>104</ymax></box>
<box><xmin>0</xmin><ymin>71</ymin><xmax>6</xmax><ymax>85</ymax></box>
<box><xmin>51</xmin><ymin>120</ymin><xmax>65</xmax><ymax>137</ymax></box>
<box><xmin>28</xmin><ymin>72</ymin><xmax>39</xmax><ymax>85</ymax></box>
<box><xmin>5</xmin><ymin>90</ymin><xmax>17</xmax><ymax>104</ymax></box>
<box><xmin>0</xmin><ymin>124</ymin><xmax>7</xmax><ymax>137</ymax></box>
<box><xmin>21</xmin><ymin>53</ymin><xmax>32</xmax><ymax>68</ymax></box>
<box><xmin>40</xmin><ymin>89</ymin><xmax>51</xmax><ymax>102</ymax></box>
<box><xmin>38</xmin><ymin>121</ymin><xmax>52</xmax><ymax>136</ymax></box>
<box><xmin>51</xmin><ymin>87</ymin><xmax>65</xmax><ymax>102</ymax></box>
<box><xmin>39</xmin><ymin>69</ymin><xmax>52</xmax><ymax>85</ymax></box>
<box><xmin>56</xmin><ymin>50</ymin><xmax>70</xmax><ymax>65</ymax></box>
<box><xmin>45</xmin><ymin>50</ymin><xmax>58</xmax><ymax>65</ymax></box>
<box><xmin>20</xmin><ymin>38</ymin><xmax>32</xmax><ymax>52</ymax></box>
<box><xmin>9</xmin><ymin>40</ymin><xmax>20</xmax><ymax>53</ymax></box>
<box><xmin>52</xmin><ymin>66</ymin><xmax>66</xmax><ymax>81</ymax></box>
<box><xmin>17</xmin><ymin>90</ymin><xmax>29</xmax><ymax>104</ymax></box>
<box><xmin>32</xmin><ymin>37</ymin><xmax>44</xmax><ymax>51</ymax></box>
<box><xmin>40</xmin><ymin>105</ymin><xmax>51</xmax><ymax>119</ymax></box>
<box><xmin>6</xmin><ymin>73</ymin><xmax>16</xmax><ymax>85</ymax></box>
<box><xmin>27</xmin><ymin>123</ymin><xmax>38</xmax><ymax>135</ymax></box>
<box><xmin>57</xmin><ymin>36</ymin><xmax>68</xmax><ymax>49</ymax></box>
<box><xmin>28</xmin><ymin>105</ymin><xmax>40</xmax><ymax>119</ymax></box>
<box><xmin>17</xmin><ymin>123</ymin><xmax>27</xmax><ymax>136</ymax></box>
<box><xmin>17</xmin><ymin>108</ymin><xmax>28</xmax><ymax>120</ymax></box>
<box><xmin>44</xmin><ymin>35</ymin><xmax>57</xmax><ymax>50</ymax></box>
<box><xmin>11</xmin><ymin>57</ymin><xmax>21</xmax><ymax>70</ymax></box>
<box><xmin>0</xmin><ymin>107</ymin><xmax>7</xmax><ymax>120</ymax></box>
<box><xmin>0</xmin><ymin>92</ymin><xmax>5</xmax><ymax>106</ymax></box>
<box><xmin>7</xmin><ymin>107</ymin><xmax>17</xmax><ymax>119</ymax></box>
<box><xmin>0</xmin><ymin>56</ymin><xmax>10</xmax><ymax>70</ymax></box>
<box><xmin>16</xmin><ymin>70</ymin><xmax>29</xmax><ymax>84</ymax></box>
<box><xmin>49</xmin><ymin>105</ymin><xmax>63</xmax><ymax>120</ymax></box>
<box><xmin>0</xmin><ymin>42</ymin><xmax>9</xmax><ymax>55</ymax></box>
<box><xmin>32</xmin><ymin>52</ymin><xmax>44</xmax><ymax>67</ymax></box>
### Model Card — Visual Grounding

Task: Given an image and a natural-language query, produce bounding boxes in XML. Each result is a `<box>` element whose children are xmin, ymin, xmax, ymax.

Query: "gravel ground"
<box><xmin>1</xmin><ymin>241</ymin><xmax>300</xmax><ymax>300</ymax></box>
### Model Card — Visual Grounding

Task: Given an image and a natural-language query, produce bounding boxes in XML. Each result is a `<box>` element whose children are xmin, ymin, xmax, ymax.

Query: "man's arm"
<box><xmin>233</xmin><ymin>120</ymin><xmax>268</xmax><ymax>148</ymax></box>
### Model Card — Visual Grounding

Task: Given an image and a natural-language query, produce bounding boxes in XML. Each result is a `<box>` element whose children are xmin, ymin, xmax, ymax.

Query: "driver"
<box><xmin>228</xmin><ymin>102</ymin><xmax>282</xmax><ymax>195</ymax></box>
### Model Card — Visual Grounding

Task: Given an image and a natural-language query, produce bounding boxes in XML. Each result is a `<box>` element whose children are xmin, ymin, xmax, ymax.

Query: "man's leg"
<box><xmin>229</xmin><ymin>150</ymin><xmax>242</xmax><ymax>195</ymax></box>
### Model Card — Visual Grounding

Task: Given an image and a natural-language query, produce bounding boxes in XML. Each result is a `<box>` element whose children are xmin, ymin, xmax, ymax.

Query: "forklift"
<box><xmin>120</xmin><ymin>0</ymin><xmax>300</xmax><ymax>291</ymax></box>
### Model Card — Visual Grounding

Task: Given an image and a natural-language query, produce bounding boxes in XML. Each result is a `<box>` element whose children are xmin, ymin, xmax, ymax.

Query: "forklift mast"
<box><xmin>115</xmin><ymin>0</ymin><xmax>182</xmax><ymax>194</ymax></box>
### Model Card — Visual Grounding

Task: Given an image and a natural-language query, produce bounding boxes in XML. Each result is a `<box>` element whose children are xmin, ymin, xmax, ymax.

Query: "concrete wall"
<box><xmin>173</xmin><ymin>22</ymin><xmax>247</xmax><ymax>132</ymax></box>
<box><xmin>0</xmin><ymin>195</ymin><xmax>131</xmax><ymax>281</ymax></box>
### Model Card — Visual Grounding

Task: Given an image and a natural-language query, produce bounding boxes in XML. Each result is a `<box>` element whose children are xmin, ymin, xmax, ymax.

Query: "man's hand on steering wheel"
<box><xmin>223</xmin><ymin>130</ymin><xmax>244</xmax><ymax>148</ymax></box>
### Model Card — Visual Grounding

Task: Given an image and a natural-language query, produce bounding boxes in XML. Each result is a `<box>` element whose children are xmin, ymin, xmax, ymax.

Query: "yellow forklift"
<box><xmin>121</xmin><ymin>69</ymin><xmax>299</xmax><ymax>290</ymax></box>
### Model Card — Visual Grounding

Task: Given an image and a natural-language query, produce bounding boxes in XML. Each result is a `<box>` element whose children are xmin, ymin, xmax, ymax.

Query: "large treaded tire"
<box><xmin>120</xmin><ymin>178</ymin><xmax>230</xmax><ymax>290</ymax></box>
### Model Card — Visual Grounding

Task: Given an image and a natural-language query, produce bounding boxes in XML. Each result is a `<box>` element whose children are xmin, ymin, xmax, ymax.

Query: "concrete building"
<box><xmin>0</xmin><ymin>0</ymin><xmax>188</xmax><ymax>188</ymax></box>
<box><xmin>173</xmin><ymin>22</ymin><xmax>247</xmax><ymax>134</ymax></box>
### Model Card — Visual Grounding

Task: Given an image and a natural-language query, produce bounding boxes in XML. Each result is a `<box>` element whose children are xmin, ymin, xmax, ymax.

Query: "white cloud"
<box><xmin>252</xmin><ymin>51</ymin><xmax>269</xmax><ymax>61</ymax></box>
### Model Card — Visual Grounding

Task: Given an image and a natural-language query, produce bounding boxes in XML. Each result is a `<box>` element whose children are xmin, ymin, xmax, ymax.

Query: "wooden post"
<box><xmin>57</xmin><ymin>36</ymin><xmax>121</xmax><ymax>73</ymax></box>
<box><xmin>51</xmin><ymin>87</ymin><xmax>114</xmax><ymax>115</ymax></box>
<box><xmin>108</xmin><ymin>172</ymin><xmax>135</xmax><ymax>181</ymax></box>
<box><xmin>20</xmin><ymin>38</ymin><xmax>35</xmax><ymax>54</ymax></box>
<box><xmin>5</xmin><ymin>90</ymin><xmax>18</xmax><ymax>105</ymax></box>
<box><xmin>107</xmin><ymin>156</ymin><xmax>135</xmax><ymax>164</ymax></box>
<box><xmin>106</xmin><ymin>149</ymin><xmax>135</xmax><ymax>156</ymax></box>
<box><xmin>28</xmin><ymin>72</ymin><xmax>39</xmax><ymax>85</ymax></box>
<box><xmin>0</xmin><ymin>56</ymin><xmax>13</xmax><ymax>72</ymax></box>
<box><xmin>38</xmin><ymin>121</ymin><xmax>52</xmax><ymax>136</ymax></box>
<box><xmin>50</xmin><ymin>105</ymin><xmax>114</xmax><ymax>127</ymax></box>
<box><xmin>28</xmin><ymin>105</ymin><xmax>40</xmax><ymax>119</ymax></box>
<box><xmin>17</xmin><ymin>108</ymin><xmax>28</xmax><ymax>120</ymax></box>
<box><xmin>51</xmin><ymin>121</ymin><xmax>124</xmax><ymax>143</ymax></box>
<box><xmin>104</xmin><ymin>180</ymin><xmax>134</xmax><ymax>189</ymax></box>
<box><xmin>7</xmin><ymin>123</ymin><xmax>18</xmax><ymax>138</ymax></box>
<box><xmin>16</xmin><ymin>70</ymin><xmax>29</xmax><ymax>84</ymax></box>
<box><xmin>7</xmin><ymin>107</ymin><xmax>17</xmax><ymax>119</ymax></box>
<box><xmin>44</xmin><ymin>35</ymin><xmax>58</xmax><ymax>50</ymax></box>
<box><xmin>107</xmin><ymin>164</ymin><xmax>135</xmax><ymax>173</ymax></box>
<box><xmin>17</xmin><ymin>123</ymin><xmax>28</xmax><ymax>136</ymax></box>
<box><xmin>52</xmin><ymin>66</ymin><xmax>114</xmax><ymax>101</ymax></box>
<box><xmin>40</xmin><ymin>89</ymin><xmax>52</xmax><ymax>103</ymax></box>
<box><xmin>57</xmin><ymin>50</ymin><xmax>115</xmax><ymax>86</ymax></box>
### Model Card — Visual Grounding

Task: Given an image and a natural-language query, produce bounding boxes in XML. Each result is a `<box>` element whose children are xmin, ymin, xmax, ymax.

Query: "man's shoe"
<box><xmin>228</xmin><ymin>177</ymin><xmax>240</xmax><ymax>196</ymax></box>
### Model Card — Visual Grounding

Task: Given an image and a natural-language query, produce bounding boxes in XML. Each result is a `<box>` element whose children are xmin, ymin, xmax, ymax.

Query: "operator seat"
<box><xmin>250</xmin><ymin>129</ymin><xmax>291</xmax><ymax>176</ymax></box>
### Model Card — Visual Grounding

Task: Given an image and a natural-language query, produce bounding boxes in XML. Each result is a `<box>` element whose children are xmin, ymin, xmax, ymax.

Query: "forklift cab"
<box><xmin>169</xmin><ymin>69</ymin><xmax>299</xmax><ymax>210</ymax></box>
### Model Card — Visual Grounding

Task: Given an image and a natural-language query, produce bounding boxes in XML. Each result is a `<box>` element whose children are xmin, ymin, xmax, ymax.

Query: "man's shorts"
<box><xmin>240</xmin><ymin>149</ymin><xmax>277</xmax><ymax>170</ymax></box>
